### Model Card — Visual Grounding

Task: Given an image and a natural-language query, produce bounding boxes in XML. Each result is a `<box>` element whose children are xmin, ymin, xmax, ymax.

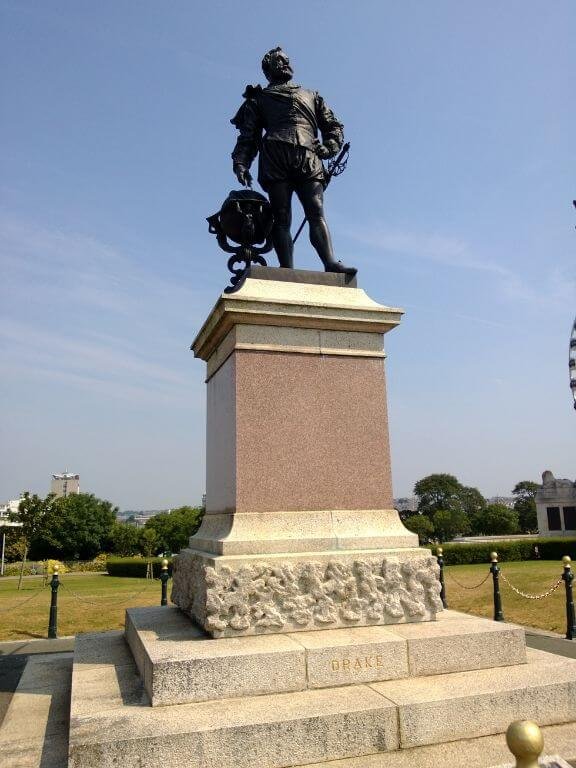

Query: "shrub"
<box><xmin>63</xmin><ymin>554</ymin><xmax>108</xmax><ymax>572</ymax></box>
<box><xmin>42</xmin><ymin>559</ymin><xmax>68</xmax><ymax>575</ymax></box>
<box><xmin>1</xmin><ymin>561</ymin><xmax>46</xmax><ymax>577</ymax></box>
<box><xmin>106</xmin><ymin>557</ymin><xmax>172</xmax><ymax>578</ymax></box>
<box><xmin>426</xmin><ymin>537</ymin><xmax>576</xmax><ymax>565</ymax></box>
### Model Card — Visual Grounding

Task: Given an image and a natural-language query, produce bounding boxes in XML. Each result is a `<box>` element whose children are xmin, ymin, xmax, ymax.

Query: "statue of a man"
<box><xmin>231</xmin><ymin>47</ymin><xmax>356</xmax><ymax>275</ymax></box>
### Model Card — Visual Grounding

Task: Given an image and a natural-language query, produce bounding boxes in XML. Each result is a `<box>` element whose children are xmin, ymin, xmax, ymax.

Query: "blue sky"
<box><xmin>1</xmin><ymin>1</ymin><xmax>574</xmax><ymax>510</ymax></box>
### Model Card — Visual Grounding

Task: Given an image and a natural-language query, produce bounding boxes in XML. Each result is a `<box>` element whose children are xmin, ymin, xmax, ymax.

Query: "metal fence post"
<box><xmin>490</xmin><ymin>551</ymin><xmax>504</xmax><ymax>622</ymax></box>
<box><xmin>562</xmin><ymin>556</ymin><xmax>576</xmax><ymax>640</ymax></box>
<box><xmin>160</xmin><ymin>558</ymin><xmax>170</xmax><ymax>606</ymax></box>
<box><xmin>48</xmin><ymin>565</ymin><xmax>60</xmax><ymax>639</ymax></box>
<box><xmin>436</xmin><ymin>546</ymin><xmax>448</xmax><ymax>609</ymax></box>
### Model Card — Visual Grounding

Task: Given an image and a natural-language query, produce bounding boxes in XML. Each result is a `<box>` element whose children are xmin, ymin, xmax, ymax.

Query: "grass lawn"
<box><xmin>0</xmin><ymin>560</ymin><xmax>570</xmax><ymax>641</ymax></box>
<box><xmin>444</xmin><ymin>560</ymin><xmax>569</xmax><ymax>634</ymax></box>
<box><xmin>0</xmin><ymin>573</ymin><xmax>166</xmax><ymax>641</ymax></box>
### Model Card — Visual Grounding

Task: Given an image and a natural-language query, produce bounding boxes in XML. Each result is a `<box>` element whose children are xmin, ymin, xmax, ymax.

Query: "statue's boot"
<box><xmin>323</xmin><ymin>258</ymin><xmax>357</xmax><ymax>277</ymax></box>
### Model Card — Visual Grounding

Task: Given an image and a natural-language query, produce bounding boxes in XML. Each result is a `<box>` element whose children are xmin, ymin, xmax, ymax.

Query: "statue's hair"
<box><xmin>261</xmin><ymin>47</ymin><xmax>286</xmax><ymax>77</ymax></box>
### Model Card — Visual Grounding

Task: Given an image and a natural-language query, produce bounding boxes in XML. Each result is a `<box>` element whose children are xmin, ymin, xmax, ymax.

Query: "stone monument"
<box><xmin>169</xmin><ymin>266</ymin><xmax>443</xmax><ymax>637</ymax></box>
<box><xmin>27</xmin><ymin>47</ymin><xmax>576</xmax><ymax>768</ymax></box>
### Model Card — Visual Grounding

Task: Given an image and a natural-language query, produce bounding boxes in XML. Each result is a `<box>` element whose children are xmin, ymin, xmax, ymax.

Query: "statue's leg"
<box><xmin>295</xmin><ymin>181</ymin><xmax>356</xmax><ymax>275</ymax></box>
<box><xmin>268</xmin><ymin>182</ymin><xmax>294</xmax><ymax>268</ymax></box>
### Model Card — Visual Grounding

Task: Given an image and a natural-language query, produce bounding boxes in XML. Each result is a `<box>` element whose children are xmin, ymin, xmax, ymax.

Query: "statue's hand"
<box><xmin>315</xmin><ymin>141</ymin><xmax>338</xmax><ymax>160</ymax></box>
<box><xmin>234</xmin><ymin>163</ymin><xmax>253</xmax><ymax>188</ymax></box>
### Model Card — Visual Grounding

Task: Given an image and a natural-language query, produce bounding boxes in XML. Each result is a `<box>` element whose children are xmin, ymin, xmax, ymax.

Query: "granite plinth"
<box><xmin>125</xmin><ymin>606</ymin><xmax>526</xmax><ymax>706</ymax></box>
<box><xmin>67</xmin><ymin>629</ymin><xmax>576</xmax><ymax>768</ymax></box>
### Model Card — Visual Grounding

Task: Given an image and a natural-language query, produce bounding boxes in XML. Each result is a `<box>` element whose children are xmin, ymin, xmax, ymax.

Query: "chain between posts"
<box><xmin>438</xmin><ymin>549</ymin><xmax>576</xmax><ymax>639</ymax></box>
<box><xmin>59</xmin><ymin>580</ymin><xmax>156</xmax><ymax>607</ymax></box>
<box><xmin>0</xmin><ymin>584</ymin><xmax>48</xmax><ymax>613</ymax></box>
<box><xmin>445</xmin><ymin>570</ymin><xmax>492</xmax><ymax>590</ymax></box>
<box><xmin>499</xmin><ymin>572</ymin><xmax>563</xmax><ymax>600</ymax></box>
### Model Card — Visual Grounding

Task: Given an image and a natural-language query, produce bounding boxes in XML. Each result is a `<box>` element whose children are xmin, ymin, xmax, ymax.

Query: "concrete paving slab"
<box><xmin>0</xmin><ymin>653</ymin><xmax>71</xmax><ymax>768</ymax></box>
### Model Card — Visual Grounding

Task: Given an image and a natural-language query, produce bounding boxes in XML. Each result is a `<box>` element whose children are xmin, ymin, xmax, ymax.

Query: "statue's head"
<box><xmin>261</xmin><ymin>47</ymin><xmax>293</xmax><ymax>84</ymax></box>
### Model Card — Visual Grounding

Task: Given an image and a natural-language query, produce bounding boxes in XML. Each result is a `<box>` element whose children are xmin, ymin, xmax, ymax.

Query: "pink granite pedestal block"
<box><xmin>171</xmin><ymin>267</ymin><xmax>442</xmax><ymax>636</ymax></box>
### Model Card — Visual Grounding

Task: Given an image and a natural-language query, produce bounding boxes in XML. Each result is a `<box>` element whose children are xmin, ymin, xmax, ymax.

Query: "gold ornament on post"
<box><xmin>505</xmin><ymin>719</ymin><xmax>544</xmax><ymax>768</ymax></box>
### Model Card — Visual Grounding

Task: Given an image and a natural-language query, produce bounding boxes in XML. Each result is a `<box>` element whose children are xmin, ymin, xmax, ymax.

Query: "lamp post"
<box><xmin>48</xmin><ymin>565</ymin><xmax>60</xmax><ymax>639</ymax></box>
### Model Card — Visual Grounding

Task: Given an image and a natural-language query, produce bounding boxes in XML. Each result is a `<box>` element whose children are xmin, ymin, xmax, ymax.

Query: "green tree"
<box><xmin>143</xmin><ymin>506</ymin><xmax>204</xmax><ymax>553</ymax></box>
<box><xmin>431</xmin><ymin>508</ymin><xmax>470</xmax><ymax>542</ymax></box>
<box><xmin>459</xmin><ymin>486</ymin><xmax>487</xmax><ymax>534</ymax></box>
<box><xmin>478</xmin><ymin>504</ymin><xmax>520</xmax><ymax>536</ymax></box>
<box><xmin>512</xmin><ymin>481</ymin><xmax>539</xmax><ymax>533</ymax></box>
<box><xmin>403</xmin><ymin>514</ymin><xmax>434</xmax><ymax>544</ymax></box>
<box><xmin>110</xmin><ymin>521</ymin><xmax>141</xmax><ymax>557</ymax></box>
<box><xmin>10</xmin><ymin>492</ymin><xmax>56</xmax><ymax>589</ymax></box>
<box><xmin>139</xmin><ymin>527</ymin><xmax>159</xmax><ymax>579</ymax></box>
<box><xmin>414</xmin><ymin>474</ymin><xmax>462</xmax><ymax>517</ymax></box>
<box><xmin>413</xmin><ymin>474</ymin><xmax>486</xmax><ymax>538</ymax></box>
<box><xmin>3</xmin><ymin>531</ymin><xmax>27</xmax><ymax>563</ymax></box>
<box><xmin>31</xmin><ymin>493</ymin><xmax>117</xmax><ymax>560</ymax></box>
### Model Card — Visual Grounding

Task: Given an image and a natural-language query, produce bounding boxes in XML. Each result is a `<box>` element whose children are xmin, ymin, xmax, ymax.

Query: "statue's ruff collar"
<box><xmin>242</xmin><ymin>83</ymin><xmax>301</xmax><ymax>99</ymax></box>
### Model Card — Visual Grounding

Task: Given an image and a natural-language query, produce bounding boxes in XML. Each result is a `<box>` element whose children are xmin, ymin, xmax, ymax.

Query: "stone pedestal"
<box><xmin>171</xmin><ymin>267</ymin><xmax>442</xmax><ymax>637</ymax></box>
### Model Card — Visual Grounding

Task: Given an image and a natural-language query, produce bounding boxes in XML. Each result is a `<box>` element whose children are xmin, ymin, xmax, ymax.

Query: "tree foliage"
<box><xmin>431</xmin><ymin>508</ymin><xmax>471</xmax><ymax>542</ymax></box>
<box><xmin>478</xmin><ymin>503</ymin><xmax>520</xmax><ymax>535</ymax></box>
<box><xmin>11</xmin><ymin>492</ymin><xmax>56</xmax><ymax>544</ymax></box>
<box><xmin>403</xmin><ymin>514</ymin><xmax>434</xmax><ymax>544</ymax></box>
<box><xmin>143</xmin><ymin>506</ymin><xmax>203</xmax><ymax>553</ymax></box>
<box><xmin>30</xmin><ymin>493</ymin><xmax>117</xmax><ymax>560</ymax></box>
<box><xmin>109</xmin><ymin>522</ymin><xmax>142</xmax><ymax>557</ymax></box>
<box><xmin>414</xmin><ymin>474</ymin><xmax>463</xmax><ymax>517</ymax></box>
<box><xmin>413</xmin><ymin>474</ymin><xmax>484</xmax><ymax>541</ymax></box>
<box><xmin>512</xmin><ymin>480</ymin><xmax>539</xmax><ymax>533</ymax></box>
<box><xmin>10</xmin><ymin>492</ymin><xmax>57</xmax><ymax>588</ymax></box>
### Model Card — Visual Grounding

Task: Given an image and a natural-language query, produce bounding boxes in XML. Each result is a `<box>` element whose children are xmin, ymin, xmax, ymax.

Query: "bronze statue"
<box><xmin>230</xmin><ymin>47</ymin><xmax>356</xmax><ymax>276</ymax></box>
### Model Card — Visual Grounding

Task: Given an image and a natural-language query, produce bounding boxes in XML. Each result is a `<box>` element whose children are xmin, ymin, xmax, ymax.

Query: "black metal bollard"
<box><xmin>160</xmin><ymin>558</ymin><xmax>170</xmax><ymax>606</ymax></box>
<box><xmin>436</xmin><ymin>546</ymin><xmax>448</xmax><ymax>609</ymax></box>
<box><xmin>562</xmin><ymin>556</ymin><xmax>576</xmax><ymax>641</ymax></box>
<box><xmin>48</xmin><ymin>566</ymin><xmax>60</xmax><ymax>639</ymax></box>
<box><xmin>490</xmin><ymin>551</ymin><xmax>504</xmax><ymax>622</ymax></box>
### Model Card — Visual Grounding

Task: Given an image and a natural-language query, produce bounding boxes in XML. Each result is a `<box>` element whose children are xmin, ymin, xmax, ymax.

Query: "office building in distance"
<box><xmin>51</xmin><ymin>471</ymin><xmax>80</xmax><ymax>498</ymax></box>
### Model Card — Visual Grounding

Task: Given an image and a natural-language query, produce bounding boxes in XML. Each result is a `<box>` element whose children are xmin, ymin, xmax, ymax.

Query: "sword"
<box><xmin>292</xmin><ymin>141</ymin><xmax>350</xmax><ymax>244</ymax></box>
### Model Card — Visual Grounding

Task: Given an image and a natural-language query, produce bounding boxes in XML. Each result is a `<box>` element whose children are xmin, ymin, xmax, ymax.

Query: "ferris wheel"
<box><xmin>571</xmin><ymin>317</ymin><xmax>576</xmax><ymax>410</ymax></box>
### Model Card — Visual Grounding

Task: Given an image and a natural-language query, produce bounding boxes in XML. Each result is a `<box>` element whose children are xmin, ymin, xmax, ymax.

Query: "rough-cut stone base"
<box><xmin>125</xmin><ymin>606</ymin><xmax>527</xmax><ymax>707</ymax></box>
<box><xmin>67</xmin><ymin>629</ymin><xmax>576</xmax><ymax>768</ymax></box>
<box><xmin>171</xmin><ymin>546</ymin><xmax>443</xmax><ymax>637</ymax></box>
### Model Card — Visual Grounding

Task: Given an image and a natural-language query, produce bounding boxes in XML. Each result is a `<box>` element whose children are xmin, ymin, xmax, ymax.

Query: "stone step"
<box><xmin>125</xmin><ymin>605</ymin><xmax>526</xmax><ymax>706</ymax></box>
<box><xmin>301</xmin><ymin>722</ymin><xmax>576</xmax><ymax>768</ymax></box>
<box><xmin>69</xmin><ymin>632</ymin><xmax>399</xmax><ymax>768</ymax></box>
<box><xmin>69</xmin><ymin>630</ymin><xmax>576</xmax><ymax>768</ymax></box>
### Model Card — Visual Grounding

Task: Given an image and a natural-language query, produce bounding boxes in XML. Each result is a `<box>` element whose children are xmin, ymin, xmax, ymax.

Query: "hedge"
<box><xmin>425</xmin><ymin>537</ymin><xmax>576</xmax><ymax>565</ymax></box>
<box><xmin>106</xmin><ymin>557</ymin><xmax>173</xmax><ymax>578</ymax></box>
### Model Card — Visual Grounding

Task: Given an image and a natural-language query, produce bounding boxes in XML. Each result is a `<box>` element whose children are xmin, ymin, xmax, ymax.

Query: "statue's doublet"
<box><xmin>231</xmin><ymin>83</ymin><xmax>344</xmax><ymax>179</ymax></box>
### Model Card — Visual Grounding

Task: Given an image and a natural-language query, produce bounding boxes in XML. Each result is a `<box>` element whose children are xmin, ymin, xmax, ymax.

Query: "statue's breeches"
<box><xmin>258</xmin><ymin>139</ymin><xmax>325</xmax><ymax>191</ymax></box>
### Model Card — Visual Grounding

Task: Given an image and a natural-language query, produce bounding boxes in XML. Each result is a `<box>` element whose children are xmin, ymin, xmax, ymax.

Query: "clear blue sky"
<box><xmin>1</xmin><ymin>1</ymin><xmax>574</xmax><ymax>510</ymax></box>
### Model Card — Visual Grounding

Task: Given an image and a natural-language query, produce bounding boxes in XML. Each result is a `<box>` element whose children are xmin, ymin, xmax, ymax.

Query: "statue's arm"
<box><xmin>315</xmin><ymin>93</ymin><xmax>344</xmax><ymax>159</ymax></box>
<box><xmin>230</xmin><ymin>90</ymin><xmax>262</xmax><ymax>186</ymax></box>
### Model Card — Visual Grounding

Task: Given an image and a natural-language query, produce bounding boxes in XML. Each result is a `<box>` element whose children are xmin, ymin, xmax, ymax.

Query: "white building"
<box><xmin>535</xmin><ymin>470</ymin><xmax>576</xmax><ymax>536</ymax></box>
<box><xmin>51</xmin><ymin>471</ymin><xmax>80</xmax><ymax>498</ymax></box>
<box><xmin>0</xmin><ymin>498</ymin><xmax>22</xmax><ymax>519</ymax></box>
